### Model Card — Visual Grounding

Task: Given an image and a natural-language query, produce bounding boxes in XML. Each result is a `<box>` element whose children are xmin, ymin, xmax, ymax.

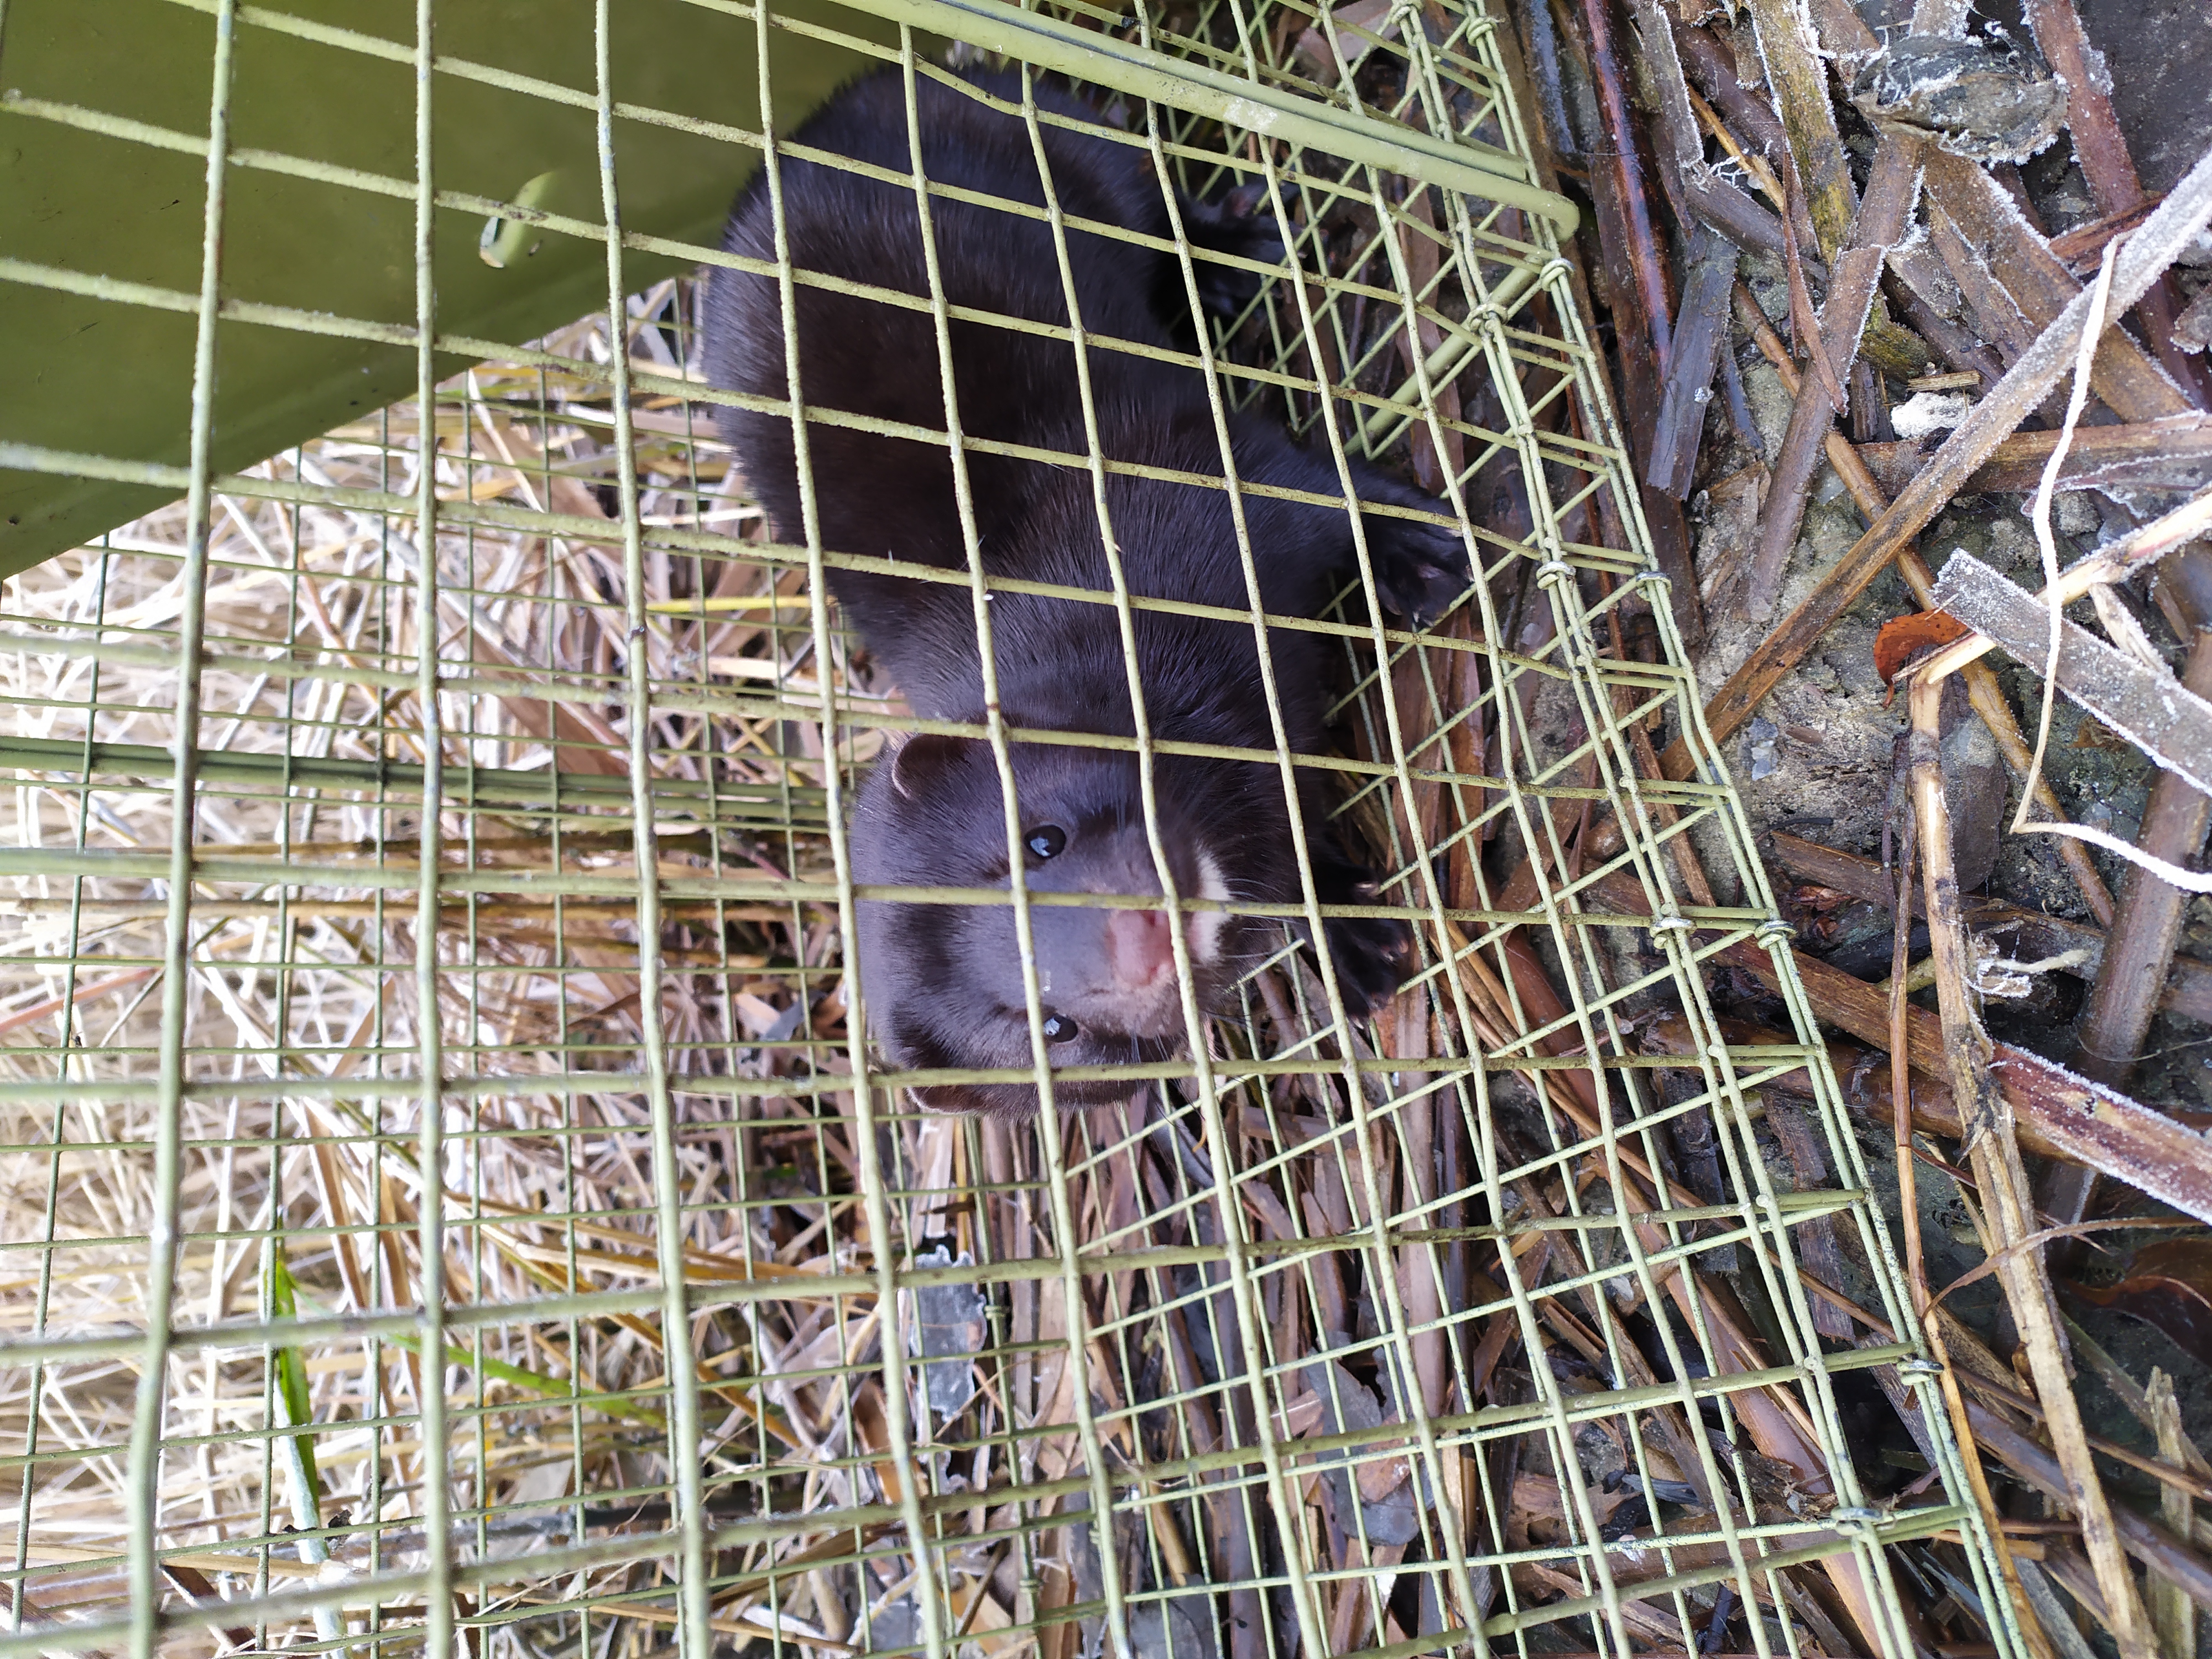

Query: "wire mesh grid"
<box><xmin>0</xmin><ymin>1</ymin><xmax>2011</xmax><ymax>1657</ymax></box>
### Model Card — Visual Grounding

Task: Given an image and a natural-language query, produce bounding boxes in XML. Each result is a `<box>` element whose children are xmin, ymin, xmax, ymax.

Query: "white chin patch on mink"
<box><xmin>1185</xmin><ymin>847</ymin><xmax>1232</xmax><ymax>968</ymax></box>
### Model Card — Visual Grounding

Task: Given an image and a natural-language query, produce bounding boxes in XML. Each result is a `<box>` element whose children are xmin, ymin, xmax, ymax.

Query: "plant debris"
<box><xmin>1849</xmin><ymin>35</ymin><xmax>2068</xmax><ymax>163</ymax></box>
<box><xmin>1934</xmin><ymin>548</ymin><xmax>2212</xmax><ymax>799</ymax></box>
<box><xmin>1516</xmin><ymin>0</ymin><xmax>2212</xmax><ymax>1648</ymax></box>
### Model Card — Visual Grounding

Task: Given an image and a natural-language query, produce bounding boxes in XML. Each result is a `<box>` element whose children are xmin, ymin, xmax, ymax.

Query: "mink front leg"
<box><xmin>1300</xmin><ymin>817</ymin><xmax>1412</xmax><ymax>1016</ymax></box>
<box><xmin>1344</xmin><ymin>458</ymin><xmax>1472</xmax><ymax>629</ymax></box>
<box><xmin>1236</xmin><ymin>426</ymin><xmax>1472</xmax><ymax>632</ymax></box>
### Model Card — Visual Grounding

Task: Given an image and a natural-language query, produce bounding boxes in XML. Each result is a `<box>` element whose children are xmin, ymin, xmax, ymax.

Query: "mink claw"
<box><xmin>1322</xmin><ymin>914</ymin><xmax>1413</xmax><ymax>1014</ymax></box>
<box><xmin>1364</xmin><ymin>515</ymin><xmax>1472</xmax><ymax>629</ymax></box>
<box><xmin>1178</xmin><ymin>180</ymin><xmax>1286</xmax><ymax>320</ymax></box>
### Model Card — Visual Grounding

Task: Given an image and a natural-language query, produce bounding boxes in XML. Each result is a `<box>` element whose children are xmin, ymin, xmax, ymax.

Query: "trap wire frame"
<box><xmin>0</xmin><ymin>2</ymin><xmax>2012</xmax><ymax>1659</ymax></box>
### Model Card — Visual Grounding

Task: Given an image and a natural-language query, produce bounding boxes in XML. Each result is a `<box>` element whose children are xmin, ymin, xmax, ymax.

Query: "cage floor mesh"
<box><xmin>0</xmin><ymin>1</ymin><xmax>2007</xmax><ymax>1657</ymax></box>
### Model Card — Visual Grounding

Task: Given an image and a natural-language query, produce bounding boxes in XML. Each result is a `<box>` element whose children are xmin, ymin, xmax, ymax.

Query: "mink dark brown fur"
<box><xmin>702</xmin><ymin>66</ymin><xmax>1468</xmax><ymax>1114</ymax></box>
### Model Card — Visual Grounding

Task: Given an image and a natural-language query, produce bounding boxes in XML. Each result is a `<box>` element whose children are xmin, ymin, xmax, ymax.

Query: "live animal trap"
<box><xmin>0</xmin><ymin>1</ymin><xmax>2010</xmax><ymax>1657</ymax></box>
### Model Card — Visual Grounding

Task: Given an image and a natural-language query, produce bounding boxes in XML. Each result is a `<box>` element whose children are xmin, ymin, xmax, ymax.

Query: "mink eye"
<box><xmin>1025</xmin><ymin>825</ymin><xmax>1067</xmax><ymax>860</ymax></box>
<box><xmin>1040</xmin><ymin>1011</ymin><xmax>1079</xmax><ymax>1043</ymax></box>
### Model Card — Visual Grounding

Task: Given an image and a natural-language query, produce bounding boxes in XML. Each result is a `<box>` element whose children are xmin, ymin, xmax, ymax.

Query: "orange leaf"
<box><xmin>1872</xmin><ymin>610</ymin><xmax>1973</xmax><ymax>685</ymax></box>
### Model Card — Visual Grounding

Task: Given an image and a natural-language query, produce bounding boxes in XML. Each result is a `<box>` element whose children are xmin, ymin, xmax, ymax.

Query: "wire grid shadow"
<box><xmin>0</xmin><ymin>1</ymin><xmax>2013</xmax><ymax>1658</ymax></box>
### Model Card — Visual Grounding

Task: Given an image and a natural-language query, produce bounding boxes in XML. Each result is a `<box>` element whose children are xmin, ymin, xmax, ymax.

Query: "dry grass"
<box><xmin>0</xmin><ymin>284</ymin><xmax>895</xmax><ymax>1656</ymax></box>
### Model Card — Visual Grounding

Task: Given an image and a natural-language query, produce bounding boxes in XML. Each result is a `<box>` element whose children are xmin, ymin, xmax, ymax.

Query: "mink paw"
<box><xmin>1181</xmin><ymin>181</ymin><xmax>1286</xmax><ymax>321</ymax></box>
<box><xmin>1364</xmin><ymin>511</ymin><xmax>1471</xmax><ymax>630</ymax></box>
<box><xmin>1322</xmin><ymin>913</ymin><xmax>1412</xmax><ymax>1018</ymax></box>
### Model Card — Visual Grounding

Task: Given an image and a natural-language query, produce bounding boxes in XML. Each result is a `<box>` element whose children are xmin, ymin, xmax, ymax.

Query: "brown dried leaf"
<box><xmin>2067</xmin><ymin>1238</ymin><xmax>2212</xmax><ymax>1368</ymax></box>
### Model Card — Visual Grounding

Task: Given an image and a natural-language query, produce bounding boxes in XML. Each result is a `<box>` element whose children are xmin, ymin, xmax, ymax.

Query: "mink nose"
<box><xmin>1106</xmin><ymin>907</ymin><xmax>1175</xmax><ymax>990</ymax></box>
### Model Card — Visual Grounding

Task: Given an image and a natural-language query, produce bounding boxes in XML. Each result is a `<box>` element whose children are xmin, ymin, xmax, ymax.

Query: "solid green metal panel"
<box><xmin>0</xmin><ymin>0</ymin><xmax>894</xmax><ymax>577</ymax></box>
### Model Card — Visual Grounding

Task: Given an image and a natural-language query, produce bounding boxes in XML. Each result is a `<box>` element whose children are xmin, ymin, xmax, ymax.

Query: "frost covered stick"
<box><xmin>1918</xmin><ymin>481</ymin><xmax>2212</xmax><ymax>684</ymax></box>
<box><xmin>1667</xmin><ymin>137</ymin><xmax>2212</xmax><ymax>779</ymax></box>
<box><xmin>1904</xmin><ymin>670</ymin><xmax>2159</xmax><ymax>1659</ymax></box>
<box><xmin>2021</xmin><ymin>0</ymin><xmax>2211</xmax><ymax>403</ymax></box>
<box><xmin>1740</xmin><ymin>0</ymin><xmax>1969</xmax><ymax>619</ymax></box>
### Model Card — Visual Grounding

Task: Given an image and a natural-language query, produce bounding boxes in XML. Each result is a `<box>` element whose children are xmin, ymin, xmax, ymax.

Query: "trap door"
<box><xmin>0</xmin><ymin>0</ymin><xmax>900</xmax><ymax>577</ymax></box>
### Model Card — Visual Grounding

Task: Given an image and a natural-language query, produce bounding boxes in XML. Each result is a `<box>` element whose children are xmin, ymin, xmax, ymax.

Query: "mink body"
<box><xmin>703</xmin><ymin>67</ymin><xmax>1467</xmax><ymax>1114</ymax></box>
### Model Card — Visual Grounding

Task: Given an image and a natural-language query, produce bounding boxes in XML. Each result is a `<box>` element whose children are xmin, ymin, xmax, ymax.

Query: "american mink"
<box><xmin>703</xmin><ymin>67</ymin><xmax>1469</xmax><ymax>1114</ymax></box>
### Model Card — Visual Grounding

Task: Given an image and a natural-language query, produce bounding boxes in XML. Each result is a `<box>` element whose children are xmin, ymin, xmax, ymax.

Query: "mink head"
<box><xmin>850</xmin><ymin>732</ymin><xmax>1285</xmax><ymax>1115</ymax></box>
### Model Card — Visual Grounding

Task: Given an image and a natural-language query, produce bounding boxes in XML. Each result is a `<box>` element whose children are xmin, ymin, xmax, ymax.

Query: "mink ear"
<box><xmin>888</xmin><ymin>733</ymin><xmax>977</xmax><ymax>800</ymax></box>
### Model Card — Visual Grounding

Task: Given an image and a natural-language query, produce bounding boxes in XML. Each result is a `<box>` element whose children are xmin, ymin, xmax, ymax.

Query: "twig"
<box><xmin>1739</xmin><ymin>0</ymin><xmax>1856</xmax><ymax>258</ymax></box>
<box><xmin>1564</xmin><ymin>0</ymin><xmax>1703</xmax><ymax>644</ymax></box>
<box><xmin>1890</xmin><ymin>813</ymin><xmax>1925</xmax><ymax>1315</ymax></box>
<box><xmin>1744</xmin><ymin>135</ymin><xmax>1926</xmax><ymax>618</ymax></box>
<box><xmin>1779</xmin><ymin>165</ymin><xmax>1845</xmax><ymax>416</ymax></box>
<box><xmin>1922</xmin><ymin>149</ymin><xmax>2197</xmax><ymax>425</ymax></box>
<box><xmin>1665</xmin><ymin>137</ymin><xmax>2212</xmax><ymax>783</ymax></box>
<box><xmin>1904</xmin><ymin>669</ymin><xmax>2157</xmax><ymax>1659</ymax></box>
<box><xmin>2051</xmin><ymin>194</ymin><xmax>2169</xmax><ymax>272</ymax></box>
<box><xmin>1670</xmin><ymin>24</ymin><xmax>1797</xmax><ymax>192</ymax></box>
<box><xmin>1927</xmin><ymin>196</ymin><xmax>2048</xmax><ymax>364</ymax></box>
<box><xmin>1646</xmin><ymin>222</ymin><xmax>1739</xmax><ymax>496</ymax></box>
<box><xmin>1878</xmin><ymin>802</ymin><xmax>2044</xmax><ymax>1645</ymax></box>
<box><xmin>2017</xmin><ymin>1562</ymin><xmax>2103</xmax><ymax>1659</ymax></box>
<box><xmin>1765</xmin><ymin>832</ymin><xmax>2209</xmax><ymax>1018</ymax></box>
<box><xmin>1855</xmin><ymin>414</ymin><xmax>2212</xmax><ymax>497</ymax></box>
<box><xmin>1717</xmin><ymin>341</ymin><xmax>1761</xmax><ymax>458</ymax></box>
<box><xmin>2070</xmin><ymin>629</ymin><xmax>2212</xmax><ymax>1084</ymax></box>
<box><xmin>1577</xmin><ymin>0</ymin><xmax>1672</xmax><ymax>373</ymax></box>
<box><xmin>2037</xmin><ymin>1546</ymin><xmax>2116</xmax><ymax>1626</ymax></box>
<box><xmin>2021</xmin><ymin>0</ymin><xmax>2211</xmax><ymax>404</ymax></box>
<box><xmin>1882</xmin><ymin>262</ymin><xmax>2012</xmax><ymax>390</ymax></box>
<box><xmin>2151</xmin><ymin>1370</ymin><xmax>2201</xmax><ymax>1659</ymax></box>
<box><xmin>1925</xmin><ymin>1217</ymin><xmax>2197</xmax><ymax>1312</ymax></box>
<box><xmin>1631</xmin><ymin>0</ymin><xmax>1793</xmax><ymax>268</ymax></box>
<box><xmin>1849</xmin><ymin>359</ymin><xmax>1891</xmax><ymax>444</ymax></box>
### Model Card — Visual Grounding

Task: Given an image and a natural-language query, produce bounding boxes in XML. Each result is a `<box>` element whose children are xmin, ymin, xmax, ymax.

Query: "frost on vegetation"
<box><xmin>1892</xmin><ymin>390</ymin><xmax>1975</xmax><ymax>439</ymax></box>
<box><xmin>1849</xmin><ymin>35</ymin><xmax>2065</xmax><ymax>163</ymax></box>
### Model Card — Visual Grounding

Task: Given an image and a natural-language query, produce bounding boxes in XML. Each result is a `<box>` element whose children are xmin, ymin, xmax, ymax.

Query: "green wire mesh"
<box><xmin>0</xmin><ymin>2</ymin><xmax>2013</xmax><ymax>1658</ymax></box>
